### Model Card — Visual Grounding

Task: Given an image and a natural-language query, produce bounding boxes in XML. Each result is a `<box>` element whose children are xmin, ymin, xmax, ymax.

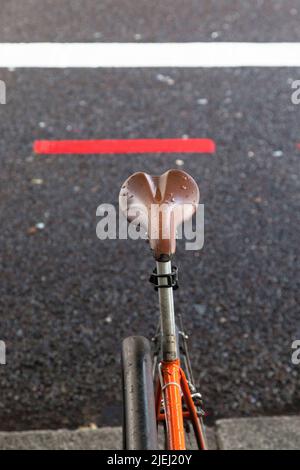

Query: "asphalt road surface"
<box><xmin>1</xmin><ymin>0</ymin><xmax>300</xmax><ymax>42</ymax></box>
<box><xmin>0</xmin><ymin>0</ymin><xmax>299</xmax><ymax>430</ymax></box>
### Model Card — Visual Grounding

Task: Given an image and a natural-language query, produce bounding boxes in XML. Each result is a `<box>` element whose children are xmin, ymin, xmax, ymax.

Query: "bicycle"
<box><xmin>119</xmin><ymin>169</ymin><xmax>207</xmax><ymax>450</ymax></box>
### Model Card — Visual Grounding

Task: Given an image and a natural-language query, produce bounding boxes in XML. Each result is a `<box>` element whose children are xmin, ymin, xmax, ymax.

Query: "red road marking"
<box><xmin>34</xmin><ymin>139</ymin><xmax>216</xmax><ymax>155</ymax></box>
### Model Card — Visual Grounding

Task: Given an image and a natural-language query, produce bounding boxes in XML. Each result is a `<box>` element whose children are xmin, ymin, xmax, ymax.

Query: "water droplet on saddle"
<box><xmin>171</xmin><ymin>197</ymin><xmax>175</xmax><ymax>202</ymax></box>
<box><xmin>181</xmin><ymin>185</ymin><xmax>187</xmax><ymax>190</ymax></box>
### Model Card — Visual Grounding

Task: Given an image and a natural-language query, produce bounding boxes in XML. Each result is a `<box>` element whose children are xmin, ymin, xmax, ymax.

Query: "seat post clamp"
<box><xmin>149</xmin><ymin>266</ymin><xmax>179</xmax><ymax>291</ymax></box>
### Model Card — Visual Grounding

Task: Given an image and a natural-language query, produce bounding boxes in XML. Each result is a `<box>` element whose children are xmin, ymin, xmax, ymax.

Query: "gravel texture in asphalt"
<box><xmin>0</xmin><ymin>0</ymin><xmax>300</xmax><ymax>42</ymax></box>
<box><xmin>0</xmin><ymin>66</ymin><xmax>299</xmax><ymax>430</ymax></box>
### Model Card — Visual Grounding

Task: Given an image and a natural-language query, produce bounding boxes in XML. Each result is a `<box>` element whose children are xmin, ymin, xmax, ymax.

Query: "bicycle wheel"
<box><xmin>122</xmin><ymin>336</ymin><xmax>158</xmax><ymax>450</ymax></box>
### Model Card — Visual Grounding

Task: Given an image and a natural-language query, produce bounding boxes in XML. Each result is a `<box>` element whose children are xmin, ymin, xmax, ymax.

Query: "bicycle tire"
<box><xmin>122</xmin><ymin>336</ymin><xmax>158</xmax><ymax>450</ymax></box>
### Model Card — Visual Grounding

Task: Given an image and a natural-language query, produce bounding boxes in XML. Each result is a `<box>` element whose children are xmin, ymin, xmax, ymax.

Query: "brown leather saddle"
<box><xmin>119</xmin><ymin>169</ymin><xmax>200</xmax><ymax>261</ymax></box>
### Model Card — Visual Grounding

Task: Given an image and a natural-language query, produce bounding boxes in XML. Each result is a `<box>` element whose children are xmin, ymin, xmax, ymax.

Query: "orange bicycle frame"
<box><xmin>155</xmin><ymin>359</ymin><xmax>207</xmax><ymax>450</ymax></box>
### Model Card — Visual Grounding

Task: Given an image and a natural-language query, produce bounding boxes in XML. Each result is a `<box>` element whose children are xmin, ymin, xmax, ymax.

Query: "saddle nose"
<box><xmin>119</xmin><ymin>169</ymin><xmax>200</xmax><ymax>261</ymax></box>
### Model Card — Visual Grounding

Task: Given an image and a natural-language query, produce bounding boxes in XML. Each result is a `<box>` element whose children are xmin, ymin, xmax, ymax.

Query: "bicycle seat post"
<box><xmin>156</xmin><ymin>260</ymin><xmax>177</xmax><ymax>362</ymax></box>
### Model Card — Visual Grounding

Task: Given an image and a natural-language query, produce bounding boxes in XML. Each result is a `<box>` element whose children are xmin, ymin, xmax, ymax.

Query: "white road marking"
<box><xmin>0</xmin><ymin>42</ymin><xmax>300</xmax><ymax>68</ymax></box>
